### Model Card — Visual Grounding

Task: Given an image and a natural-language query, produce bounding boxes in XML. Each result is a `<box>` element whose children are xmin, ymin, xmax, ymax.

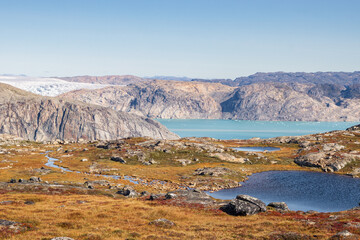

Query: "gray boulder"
<box><xmin>221</xmin><ymin>194</ymin><xmax>266</xmax><ymax>216</ymax></box>
<box><xmin>116</xmin><ymin>186</ymin><xmax>139</xmax><ymax>197</ymax></box>
<box><xmin>268</xmin><ymin>202</ymin><xmax>290</xmax><ymax>211</ymax></box>
<box><xmin>165</xmin><ymin>189</ymin><xmax>214</xmax><ymax>205</ymax></box>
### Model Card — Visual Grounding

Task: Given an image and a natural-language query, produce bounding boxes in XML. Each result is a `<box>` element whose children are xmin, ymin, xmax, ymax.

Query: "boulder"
<box><xmin>176</xmin><ymin>159</ymin><xmax>192</xmax><ymax>166</ymax></box>
<box><xmin>323</xmin><ymin>143</ymin><xmax>345</xmax><ymax>152</ymax></box>
<box><xmin>163</xmin><ymin>189</ymin><xmax>214</xmax><ymax>205</ymax></box>
<box><xmin>295</xmin><ymin>151</ymin><xmax>357</xmax><ymax>172</ymax></box>
<box><xmin>209</xmin><ymin>152</ymin><xmax>247</xmax><ymax>163</ymax></box>
<box><xmin>268</xmin><ymin>202</ymin><xmax>290</xmax><ymax>211</ymax></box>
<box><xmin>0</xmin><ymin>219</ymin><xmax>25</xmax><ymax>233</ymax></box>
<box><xmin>149</xmin><ymin>218</ymin><xmax>175</xmax><ymax>227</ymax></box>
<box><xmin>29</xmin><ymin>176</ymin><xmax>42</xmax><ymax>182</ymax></box>
<box><xmin>329</xmin><ymin>230</ymin><xmax>359</xmax><ymax>240</ymax></box>
<box><xmin>116</xmin><ymin>186</ymin><xmax>139</xmax><ymax>198</ymax></box>
<box><xmin>194</xmin><ymin>167</ymin><xmax>233</xmax><ymax>177</ymax></box>
<box><xmin>110</xmin><ymin>156</ymin><xmax>126</xmax><ymax>164</ymax></box>
<box><xmin>221</xmin><ymin>194</ymin><xmax>266</xmax><ymax>216</ymax></box>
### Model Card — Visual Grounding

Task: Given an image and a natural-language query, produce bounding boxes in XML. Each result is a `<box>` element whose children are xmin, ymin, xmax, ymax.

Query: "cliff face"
<box><xmin>60</xmin><ymin>80</ymin><xmax>360</xmax><ymax>122</ymax></box>
<box><xmin>61</xmin><ymin>80</ymin><xmax>234</xmax><ymax>119</ymax></box>
<box><xmin>221</xmin><ymin>83</ymin><xmax>360</xmax><ymax>121</ymax></box>
<box><xmin>0</xmin><ymin>83</ymin><xmax>178</xmax><ymax>141</ymax></box>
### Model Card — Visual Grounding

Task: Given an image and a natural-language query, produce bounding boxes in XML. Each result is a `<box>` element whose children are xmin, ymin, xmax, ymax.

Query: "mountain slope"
<box><xmin>61</xmin><ymin>80</ymin><xmax>234</xmax><ymax>119</ymax></box>
<box><xmin>0</xmin><ymin>83</ymin><xmax>178</xmax><ymax>141</ymax></box>
<box><xmin>60</xmin><ymin>80</ymin><xmax>360</xmax><ymax>122</ymax></box>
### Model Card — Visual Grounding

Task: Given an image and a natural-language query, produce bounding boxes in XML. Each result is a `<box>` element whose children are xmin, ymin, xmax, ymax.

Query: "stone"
<box><xmin>268</xmin><ymin>202</ymin><xmax>290</xmax><ymax>211</ymax></box>
<box><xmin>323</xmin><ymin>143</ymin><xmax>345</xmax><ymax>152</ymax></box>
<box><xmin>110</xmin><ymin>156</ymin><xmax>126</xmax><ymax>164</ymax></box>
<box><xmin>0</xmin><ymin>219</ymin><xmax>25</xmax><ymax>233</ymax></box>
<box><xmin>221</xmin><ymin>195</ymin><xmax>267</xmax><ymax>216</ymax></box>
<box><xmin>116</xmin><ymin>186</ymin><xmax>139</xmax><ymax>198</ymax></box>
<box><xmin>176</xmin><ymin>159</ymin><xmax>192</xmax><ymax>166</ymax></box>
<box><xmin>209</xmin><ymin>152</ymin><xmax>246</xmax><ymax>163</ymax></box>
<box><xmin>149</xmin><ymin>218</ymin><xmax>175</xmax><ymax>228</ymax></box>
<box><xmin>29</xmin><ymin>176</ymin><xmax>42</xmax><ymax>182</ymax></box>
<box><xmin>164</xmin><ymin>189</ymin><xmax>214</xmax><ymax>205</ymax></box>
<box><xmin>194</xmin><ymin>167</ymin><xmax>233</xmax><ymax>177</ymax></box>
<box><xmin>329</xmin><ymin>230</ymin><xmax>359</xmax><ymax>240</ymax></box>
<box><xmin>149</xmin><ymin>194</ymin><xmax>165</xmax><ymax>201</ymax></box>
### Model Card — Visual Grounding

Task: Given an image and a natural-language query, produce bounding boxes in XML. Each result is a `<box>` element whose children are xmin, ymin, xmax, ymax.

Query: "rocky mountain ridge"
<box><xmin>193</xmin><ymin>71</ymin><xmax>360</xmax><ymax>87</ymax></box>
<box><xmin>0</xmin><ymin>83</ymin><xmax>178</xmax><ymax>141</ymax></box>
<box><xmin>60</xmin><ymin>80</ymin><xmax>360</xmax><ymax>121</ymax></box>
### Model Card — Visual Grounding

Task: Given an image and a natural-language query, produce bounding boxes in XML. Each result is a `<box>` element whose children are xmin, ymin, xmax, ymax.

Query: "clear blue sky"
<box><xmin>0</xmin><ymin>0</ymin><xmax>359</xmax><ymax>78</ymax></box>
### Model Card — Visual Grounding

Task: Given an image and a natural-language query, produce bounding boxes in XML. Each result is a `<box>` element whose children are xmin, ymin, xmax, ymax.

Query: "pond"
<box><xmin>233</xmin><ymin>147</ymin><xmax>280</xmax><ymax>152</ymax></box>
<box><xmin>208</xmin><ymin>171</ymin><xmax>360</xmax><ymax>212</ymax></box>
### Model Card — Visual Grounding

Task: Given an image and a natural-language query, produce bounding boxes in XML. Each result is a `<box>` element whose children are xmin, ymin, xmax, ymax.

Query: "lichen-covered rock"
<box><xmin>0</xmin><ymin>219</ymin><xmax>25</xmax><ymax>233</ymax></box>
<box><xmin>295</xmin><ymin>151</ymin><xmax>358</xmax><ymax>172</ymax></box>
<box><xmin>163</xmin><ymin>189</ymin><xmax>215</xmax><ymax>205</ymax></box>
<box><xmin>194</xmin><ymin>167</ymin><xmax>233</xmax><ymax>177</ymax></box>
<box><xmin>149</xmin><ymin>218</ymin><xmax>175</xmax><ymax>228</ymax></box>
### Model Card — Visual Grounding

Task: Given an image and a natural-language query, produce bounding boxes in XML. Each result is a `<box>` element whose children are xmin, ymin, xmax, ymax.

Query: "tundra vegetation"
<box><xmin>0</xmin><ymin>125</ymin><xmax>360</xmax><ymax>239</ymax></box>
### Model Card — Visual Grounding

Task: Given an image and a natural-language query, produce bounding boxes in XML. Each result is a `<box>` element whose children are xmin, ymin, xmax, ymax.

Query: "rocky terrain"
<box><xmin>61</xmin><ymin>80</ymin><xmax>360</xmax><ymax>121</ymax></box>
<box><xmin>0</xmin><ymin>83</ymin><xmax>178</xmax><ymax>141</ymax></box>
<box><xmin>0</xmin><ymin>124</ymin><xmax>359</xmax><ymax>239</ymax></box>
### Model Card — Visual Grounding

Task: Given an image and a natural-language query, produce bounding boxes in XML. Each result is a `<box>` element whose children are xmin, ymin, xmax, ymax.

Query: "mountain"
<box><xmin>60</xmin><ymin>80</ymin><xmax>233</xmax><ymax>119</ymax></box>
<box><xmin>144</xmin><ymin>76</ymin><xmax>193</xmax><ymax>81</ymax></box>
<box><xmin>0</xmin><ymin>83</ymin><xmax>178</xmax><ymax>141</ymax></box>
<box><xmin>193</xmin><ymin>71</ymin><xmax>360</xmax><ymax>87</ymax></box>
<box><xmin>60</xmin><ymin>80</ymin><xmax>360</xmax><ymax>122</ymax></box>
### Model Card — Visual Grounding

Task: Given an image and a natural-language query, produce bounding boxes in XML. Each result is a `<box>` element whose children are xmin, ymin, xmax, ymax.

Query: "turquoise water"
<box><xmin>157</xmin><ymin>119</ymin><xmax>359</xmax><ymax>140</ymax></box>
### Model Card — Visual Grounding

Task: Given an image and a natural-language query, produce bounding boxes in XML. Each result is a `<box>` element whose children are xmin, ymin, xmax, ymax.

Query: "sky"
<box><xmin>0</xmin><ymin>0</ymin><xmax>359</xmax><ymax>79</ymax></box>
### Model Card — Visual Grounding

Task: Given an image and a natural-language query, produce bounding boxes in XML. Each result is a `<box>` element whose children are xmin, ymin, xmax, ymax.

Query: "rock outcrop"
<box><xmin>0</xmin><ymin>83</ymin><xmax>178</xmax><ymax>141</ymax></box>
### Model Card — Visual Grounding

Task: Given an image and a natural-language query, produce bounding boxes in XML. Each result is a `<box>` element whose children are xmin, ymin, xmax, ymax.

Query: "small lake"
<box><xmin>208</xmin><ymin>171</ymin><xmax>360</xmax><ymax>212</ymax></box>
<box><xmin>157</xmin><ymin>119</ymin><xmax>359</xmax><ymax>140</ymax></box>
<box><xmin>234</xmin><ymin>147</ymin><xmax>280</xmax><ymax>152</ymax></box>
